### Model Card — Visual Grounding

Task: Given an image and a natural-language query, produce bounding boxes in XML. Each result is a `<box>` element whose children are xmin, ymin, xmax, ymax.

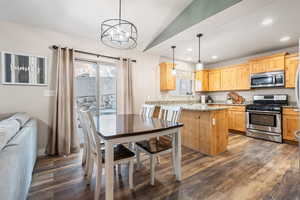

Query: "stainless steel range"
<box><xmin>246</xmin><ymin>94</ymin><xmax>288</xmax><ymax>143</ymax></box>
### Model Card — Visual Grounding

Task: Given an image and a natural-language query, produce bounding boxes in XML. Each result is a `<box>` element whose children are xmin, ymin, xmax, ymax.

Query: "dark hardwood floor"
<box><xmin>28</xmin><ymin>134</ymin><xmax>300</xmax><ymax>200</ymax></box>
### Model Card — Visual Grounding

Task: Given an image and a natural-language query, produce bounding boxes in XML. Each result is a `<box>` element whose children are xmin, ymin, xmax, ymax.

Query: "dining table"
<box><xmin>93</xmin><ymin>114</ymin><xmax>183</xmax><ymax>200</ymax></box>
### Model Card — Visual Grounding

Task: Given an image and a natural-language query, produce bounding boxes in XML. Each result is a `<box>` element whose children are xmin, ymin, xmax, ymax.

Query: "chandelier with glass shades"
<box><xmin>100</xmin><ymin>0</ymin><xmax>138</xmax><ymax>49</ymax></box>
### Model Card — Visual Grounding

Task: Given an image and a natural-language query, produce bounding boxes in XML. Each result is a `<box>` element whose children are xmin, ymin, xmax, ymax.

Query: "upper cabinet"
<box><xmin>160</xmin><ymin>62</ymin><xmax>176</xmax><ymax>91</ymax></box>
<box><xmin>208</xmin><ymin>69</ymin><xmax>221</xmax><ymax>91</ymax></box>
<box><xmin>160</xmin><ymin>52</ymin><xmax>296</xmax><ymax>93</ymax></box>
<box><xmin>210</xmin><ymin>63</ymin><xmax>250</xmax><ymax>91</ymax></box>
<box><xmin>249</xmin><ymin>53</ymin><xmax>286</xmax><ymax>74</ymax></box>
<box><xmin>221</xmin><ymin>67</ymin><xmax>236</xmax><ymax>91</ymax></box>
<box><xmin>195</xmin><ymin>70</ymin><xmax>209</xmax><ymax>92</ymax></box>
<box><xmin>285</xmin><ymin>53</ymin><xmax>299</xmax><ymax>88</ymax></box>
<box><xmin>1</xmin><ymin>52</ymin><xmax>47</xmax><ymax>85</ymax></box>
<box><xmin>235</xmin><ymin>64</ymin><xmax>250</xmax><ymax>90</ymax></box>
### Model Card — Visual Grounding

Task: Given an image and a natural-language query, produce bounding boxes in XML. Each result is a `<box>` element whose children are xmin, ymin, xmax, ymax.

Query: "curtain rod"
<box><xmin>51</xmin><ymin>45</ymin><xmax>137</xmax><ymax>63</ymax></box>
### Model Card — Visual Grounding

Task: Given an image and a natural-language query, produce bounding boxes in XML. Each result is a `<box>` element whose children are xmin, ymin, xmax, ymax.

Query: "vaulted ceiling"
<box><xmin>0</xmin><ymin>0</ymin><xmax>299</xmax><ymax>64</ymax></box>
<box><xmin>147</xmin><ymin>0</ymin><xmax>300</xmax><ymax>64</ymax></box>
<box><xmin>0</xmin><ymin>0</ymin><xmax>193</xmax><ymax>50</ymax></box>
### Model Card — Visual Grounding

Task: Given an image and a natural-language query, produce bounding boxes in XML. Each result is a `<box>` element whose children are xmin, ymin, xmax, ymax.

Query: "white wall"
<box><xmin>0</xmin><ymin>20</ymin><xmax>161</xmax><ymax>151</ymax></box>
<box><xmin>203</xmin><ymin>46</ymin><xmax>298</xmax><ymax>103</ymax></box>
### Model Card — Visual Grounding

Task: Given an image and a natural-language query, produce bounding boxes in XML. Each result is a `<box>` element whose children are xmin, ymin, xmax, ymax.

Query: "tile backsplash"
<box><xmin>203</xmin><ymin>88</ymin><xmax>296</xmax><ymax>103</ymax></box>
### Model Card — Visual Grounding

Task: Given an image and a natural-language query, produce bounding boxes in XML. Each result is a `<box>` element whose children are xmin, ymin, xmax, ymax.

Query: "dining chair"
<box><xmin>77</xmin><ymin>108</ymin><xmax>91</xmax><ymax>176</ymax></box>
<box><xmin>140</xmin><ymin>104</ymin><xmax>156</xmax><ymax>118</ymax></box>
<box><xmin>79</xmin><ymin>107</ymin><xmax>135</xmax><ymax>200</ymax></box>
<box><xmin>135</xmin><ymin>105</ymin><xmax>182</xmax><ymax>185</ymax></box>
<box><xmin>77</xmin><ymin>106</ymin><xmax>104</xmax><ymax>176</ymax></box>
<box><xmin>129</xmin><ymin>104</ymin><xmax>155</xmax><ymax>152</ymax></box>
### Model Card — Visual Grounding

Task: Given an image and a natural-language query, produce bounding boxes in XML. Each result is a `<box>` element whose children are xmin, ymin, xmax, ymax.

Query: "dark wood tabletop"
<box><xmin>93</xmin><ymin>114</ymin><xmax>183</xmax><ymax>140</ymax></box>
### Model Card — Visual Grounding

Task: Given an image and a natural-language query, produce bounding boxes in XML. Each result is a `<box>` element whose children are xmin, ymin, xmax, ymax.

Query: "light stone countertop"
<box><xmin>181</xmin><ymin>104</ymin><xmax>229</xmax><ymax>111</ymax></box>
<box><xmin>149</xmin><ymin>103</ymin><xmax>229</xmax><ymax>111</ymax></box>
<box><xmin>207</xmin><ymin>102</ymin><xmax>249</xmax><ymax>106</ymax></box>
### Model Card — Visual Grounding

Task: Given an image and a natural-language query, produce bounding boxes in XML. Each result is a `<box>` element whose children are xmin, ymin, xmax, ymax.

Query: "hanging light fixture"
<box><xmin>101</xmin><ymin>0</ymin><xmax>138</xmax><ymax>49</ymax></box>
<box><xmin>171</xmin><ymin>46</ymin><xmax>176</xmax><ymax>76</ymax></box>
<box><xmin>196</xmin><ymin>33</ymin><xmax>204</xmax><ymax>70</ymax></box>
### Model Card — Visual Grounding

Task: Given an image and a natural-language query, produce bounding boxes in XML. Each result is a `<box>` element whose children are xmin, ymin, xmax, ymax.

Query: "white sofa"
<box><xmin>0</xmin><ymin>113</ymin><xmax>37</xmax><ymax>200</ymax></box>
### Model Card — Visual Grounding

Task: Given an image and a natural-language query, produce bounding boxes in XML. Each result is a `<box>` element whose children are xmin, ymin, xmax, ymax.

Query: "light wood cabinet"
<box><xmin>208</xmin><ymin>64</ymin><xmax>250</xmax><ymax>92</ymax></box>
<box><xmin>235</xmin><ymin>64</ymin><xmax>250</xmax><ymax>90</ymax></box>
<box><xmin>221</xmin><ymin>67</ymin><xmax>236</xmax><ymax>91</ymax></box>
<box><xmin>195</xmin><ymin>70</ymin><xmax>209</xmax><ymax>92</ymax></box>
<box><xmin>228</xmin><ymin>106</ymin><xmax>246</xmax><ymax>132</ymax></box>
<box><xmin>208</xmin><ymin>105</ymin><xmax>246</xmax><ymax>132</ymax></box>
<box><xmin>160</xmin><ymin>62</ymin><xmax>176</xmax><ymax>91</ymax></box>
<box><xmin>180</xmin><ymin>109</ymin><xmax>228</xmax><ymax>156</ymax></box>
<box><xmin>267</xmin><ymin>55</ymin><xmax>285</xmax><ymax>72</ymax></box>
<box><xmin>250</xmin><ymin>53</ymin><xmax>286</xmax><ymax>74</ymax></box>
<box><xmin>285</xmin><ymin>54</ymin><xmax>299</xmax><ymax>88</ymax></box>
<box><xmin>208</xmin><ymin>70</ymin><xmax>221</xmax><ymax>91</ymax></box>
<box><xmin>283</xmin><ymin>108</ymin><xmax>300</xmax><ymax>142</ymax></box>
<box><xmin>251</xmin><ymin>61</ymin><xmax>265</xmax><ymax>74</ymax></box>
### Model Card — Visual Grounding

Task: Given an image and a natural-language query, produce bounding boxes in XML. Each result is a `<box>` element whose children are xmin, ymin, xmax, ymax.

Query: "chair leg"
<box><xmin>82</xmin><ymin>144</ymin><xmax>87</xmax><ymax>166</ymax></box>
<box><xmin>87</xmin><ymin>156</ymin><xmax>94</xmax><ymax>185</ymax></box>
<box><xmin>129</xmin><ymin>160</ymin><xmax>134</xmax><ymax>189</ymax></box>
<box><xmin>150</xmin><ymin>156</ymin><xmax>156</xmax><ymax>186</ymax></box>
<box><xmin>117</xmin><ymin>164</ymin><xmax>121</xmax><ymax>175</ymax></box>
<box><xmin>94</xmin><ymin>158</ymin><xmax>102</xmax><ymax>200</ymax></box>
<box><xmin>84</xmin><ymin>146</ymin><xmax>91</xmax><ymax>176</ymax></box>
<box><xmin>136</xmin><ymin>148</ymin><xmax>141</xmax><ymax>170</ymax></box>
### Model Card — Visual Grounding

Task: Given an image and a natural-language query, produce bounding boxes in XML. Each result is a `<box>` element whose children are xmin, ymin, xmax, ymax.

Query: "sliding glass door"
<box><xmin>74</xmin><ymin>59</ymin><xmax>117</xmax><ymax>143</ymax></box>
<box><xmin>98</xmin><ymin>62</ymin><xmax>117</xmax><ymax>115</ymax></box>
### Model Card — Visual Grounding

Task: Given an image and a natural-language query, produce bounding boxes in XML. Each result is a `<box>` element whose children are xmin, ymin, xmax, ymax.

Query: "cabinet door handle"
<box><xmin>212</xmin><ymin>118</ymin><xmax>216</xmax><ymax>126</ymax></box>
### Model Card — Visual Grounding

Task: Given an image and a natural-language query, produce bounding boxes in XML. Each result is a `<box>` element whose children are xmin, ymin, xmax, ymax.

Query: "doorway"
<box><xmin>74</xmin><ymin>59</ymin><xmax>117</xmax><ymax>143</ymax></box>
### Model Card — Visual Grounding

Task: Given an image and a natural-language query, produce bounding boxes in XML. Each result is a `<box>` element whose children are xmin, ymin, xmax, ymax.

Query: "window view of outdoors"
<box><xmin>74</xmin><ymin>61</ymin><xmax>117</xmax><ymax>115</ymax></box>
<box><xmin>75</xmin><ymin>61</ymin><xmax>117</xmax><ymax>144</ymax></box>
<box><xmin>99</xmin><ymin>63</ymin><xmax>117</xmax><ymax>114</ymax></box>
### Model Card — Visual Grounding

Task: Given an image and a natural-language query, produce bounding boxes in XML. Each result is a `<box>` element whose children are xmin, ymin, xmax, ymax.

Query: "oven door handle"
<box><xmin>248</xmin><ymin>129</ymin><xmax>281</xmax><ymax>136</ymax></box>
<box><xmin>247</xmin><ymin>110</ymin><xmax>281</xmax><ymax>114</ymax></box>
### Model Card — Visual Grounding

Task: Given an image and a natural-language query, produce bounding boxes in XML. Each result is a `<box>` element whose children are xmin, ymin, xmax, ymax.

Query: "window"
<box><xmin>74</xmin><ymin>60</ymin><xmax>117</xmax><ymax>144</ymax></box>
<box><xmin>170</xmin><ymin>70</ymin><xmax>194</xmax><ymax>96</ymax></box>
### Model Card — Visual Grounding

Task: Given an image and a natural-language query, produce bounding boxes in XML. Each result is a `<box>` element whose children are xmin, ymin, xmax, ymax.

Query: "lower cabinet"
<box><xmin>180</xmin><ymin>109</ymin><xmax>228</xmax><ymax>156</ymax></box>
<box><xmin>283</xmin><ymin>108</ymin><xmax>300</xmax><ymax>142</ymax></box>
<box><xmin>228</xmin><ymin>106</ymin><xmax>246</xmax><ymax>132</ymax></box>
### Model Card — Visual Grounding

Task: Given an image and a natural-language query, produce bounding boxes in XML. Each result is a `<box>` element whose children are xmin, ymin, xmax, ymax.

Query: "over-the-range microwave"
<box><xmin>250</xmin><ymin>71</ymin><xmax>285</xmax><ymax>88</ymax></box>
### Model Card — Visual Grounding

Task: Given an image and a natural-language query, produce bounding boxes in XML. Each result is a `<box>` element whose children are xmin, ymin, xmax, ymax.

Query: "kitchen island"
<box><xmin>151</xmin><ymin>104</ymin><xmax>229</xmax><ymax>156</ymax></box>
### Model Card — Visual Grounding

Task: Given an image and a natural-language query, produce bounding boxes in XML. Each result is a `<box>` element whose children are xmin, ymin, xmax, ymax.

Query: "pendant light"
<box><xmin>196</xmin><ymin>33</ymin><xmax>204</xmax><ymax>70</ymax></box>
<box><xmin>171</xmin><ymin>46</ymin><xmax>176</xmax><ymax>76</ymax></box>
<box><xmin>101</xmin><ymin>0</ymin><xmax>138</xmax><ymax>49</ymax></box>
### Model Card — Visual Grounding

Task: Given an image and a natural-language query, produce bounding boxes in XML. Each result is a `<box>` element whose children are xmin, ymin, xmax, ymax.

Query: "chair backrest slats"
<box><xmin>140</xmin><ymin>104</ymin><xmax>155</xmax><ymax>118</ymax></box>
<box><xmin>79</xmin><ymin>106</ymin><xmax>102</xmax><ymax>159</ymax></box>
<box><xmin>158</xmin><ymin>106</ymin><xmax>182</xmax><ymax>123</ymax></box>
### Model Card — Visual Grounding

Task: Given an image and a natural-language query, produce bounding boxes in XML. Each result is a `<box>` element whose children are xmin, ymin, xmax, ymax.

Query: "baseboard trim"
<box><xmin>38</xmin><ymin>148</ymin><xmax>46</xmax><ymax>157</ymax></box>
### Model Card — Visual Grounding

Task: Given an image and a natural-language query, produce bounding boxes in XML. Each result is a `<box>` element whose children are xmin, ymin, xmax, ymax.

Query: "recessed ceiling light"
<box><xmin>211</xmin><ymin>55</ymin><xmax>218</xmax><ymax>59</ymax></box>
<box><xmin>187</xmin><ymin>57</ymin><xmax>192</xmax><ymax>61</ymax></box>
<box><xmin>187</xmin><ymin>48</ymin><xmax>193</xmax><ymax>52</ymax></box>
<box><xmin>280</xmin><ymin>36</ymin><xmax>291</xmax><ymax>42</ymax></box>
<box><xmin>261</xmin><ymin>18</ymin><xmax>274</xmax><ymax>26</ymax></box>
